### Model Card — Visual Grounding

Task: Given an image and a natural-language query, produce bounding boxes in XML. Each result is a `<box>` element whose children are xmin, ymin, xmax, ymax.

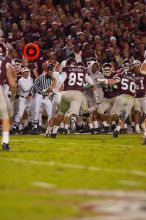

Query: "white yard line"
<box><xmin>2</xmin><ymin>158</ymin><xmax>146</xmax><ymax>177</ymax></box>
<box><xmin>117</xmin><ymin>180</ymin><xmax>142</xmax><ymax>186</ymax></box>
<box><xmin>32</xmin><ymin>181</ymin><xmax>55</xmax><ymax>189</ymax></box>
<box><xmin>11</xmin><ymin>139</ymin><xmax>133</xmax><ymax>148</ymax></box>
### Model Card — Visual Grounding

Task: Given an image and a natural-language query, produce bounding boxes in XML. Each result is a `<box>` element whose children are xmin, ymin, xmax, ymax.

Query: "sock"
<box><xmin>19</xmin><ymin>124</ymin><xmax>23</xmax><ymax>131</ymax></box>
<box><xmin>93</xmin><ymin>121</ymin><xmax>98</xmax><ymax>129</ymax></box>
<box><xmin>112</xmin><ymin>121</ymin><xmax>116</xmax><ymax>125</ymax></box>
<box><xmin>115</xmin><ymin>125</ymin><xmax>121</xmax><ymax>132</ymax></box>
<box><xmin>65</xmin><ymin>124</ymin><xmax>69</xmax><ymax>130</ymax></box>
<box><xmin>2</xmin><ymin>132</ymin><xmax>9</xmax><ymax>144</ymax></box>
<box><xmin>60</xmin><ymin>122</ymin><xmax>64</xmax><ymax>129</ymax></box>
<box><xmin>46</xmin><ymin>126</ymin><xmax>52</xmax><ymax>134</ymax></box>
<box><xmin>34</xmin><ymin>121</ymin><xmax>38</xmax><ymax>129</ymax></box>
<box><xmin>89</xmin><ymin>123</ymin><xmax>93</xmax><ymax>129</ymax></box>
<box><xmin>135</xmin><ymin>124</ymin><xmax>140</xmax><ymax>130</ymax></box>
<box><xmin>13</xmin><ymin>122</ymin><xmax>18</xmax><ymax>129</ymax></box>
<box><xmin>131</xmin><ymin>122</ymin><xmax>135</xmax><ymax>127</ymax></box>
<box><xmin>103</xmin><ymin>121</ymin><xmax>109</xmax><ymax>127</ymax></box>
<box><xmin>52</xmin><ymin>126</ymin><xmax>59</xmax><ymax>134</ymax></box>
<box><xmin>124</xmin><ymin>123</ymin><xmax>128</xmax><ymax>129</ymax></box>
<box><xmin>39</xmin><ymin>114</ymin><xmax>42</xmax><ymax>127</ymax></box>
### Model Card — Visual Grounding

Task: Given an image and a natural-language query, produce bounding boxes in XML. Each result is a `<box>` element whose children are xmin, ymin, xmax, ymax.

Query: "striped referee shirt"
<box><xmin>30</xmin><ymin>74</ymin><xmax>52</xmax><ymax>96</ymax></box>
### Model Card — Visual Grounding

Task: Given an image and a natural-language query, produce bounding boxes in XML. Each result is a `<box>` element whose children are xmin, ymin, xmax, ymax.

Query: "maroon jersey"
<box><xmin>63</xmin><ymin>66</ymin><xmax>86</xmax><ymax>92</ymax></box>
<box><xmin>135</xmin><ymin>74</ymin><xmax>146</xmax><ymax>98</ymax></box>
<box><xmin>114</xmin><ymin>71</ymin><xmax>136</xmax><ymax>97</ymax></box>
<box><xmin>103</xmin><ymin>72</ymin><xmax>118</xmax><ymax>98</ymax></box>
<box><xmin>0</xmin><ymin>57</ymin><xmax>12</xmax><ymax>85</ymax></box>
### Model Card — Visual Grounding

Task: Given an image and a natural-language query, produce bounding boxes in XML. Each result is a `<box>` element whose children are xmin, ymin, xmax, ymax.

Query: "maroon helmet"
<box><xmin>66</xmin><ymin>57</ymin><xmax>77</xmax><ymax>67</ymax></box>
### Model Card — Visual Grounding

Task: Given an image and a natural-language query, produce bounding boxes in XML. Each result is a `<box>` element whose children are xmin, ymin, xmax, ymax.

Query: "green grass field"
<box><xmin>0</xmin><ymin>134</ymin><xmax>146</xmax><ymax>220</ymax></box>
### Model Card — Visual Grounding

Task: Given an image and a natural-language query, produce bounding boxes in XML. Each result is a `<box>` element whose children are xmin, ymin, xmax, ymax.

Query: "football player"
<box><xmin>97</xmin><ymin>63</ymin><xmax>118</xmax><ymax>131</ymax></box>
<box><xmin>0</xmin><ymin>43</ymin><xmax>17</xmax><ymax>150</ymax></box>
<box><xmin>51</xmin><ymin>57</ymin><xmax>95</xmax><ymax>138</ymax></box>
<box><xmin>98</xmin><ymin>59</ymin><xmax>137</xmax><ymax>137</ymax></box>
<box><xmin>85</xmin><ymin>61</ymin><xmax>104</xmax><ymax>132</ymax></box>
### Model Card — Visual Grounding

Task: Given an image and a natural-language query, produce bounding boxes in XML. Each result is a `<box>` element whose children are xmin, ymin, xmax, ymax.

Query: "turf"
<box><xmin>0</xmin><ymin>134</ymin><xmax>146</xmax><ymax>220</ymax></box>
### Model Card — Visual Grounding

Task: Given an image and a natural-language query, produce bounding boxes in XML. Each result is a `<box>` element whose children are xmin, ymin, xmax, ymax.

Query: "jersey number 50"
<box><xmin>68</xmin><ymin>72</ymin><xmax>84</xmax><ymax>86</ymax></box>
<box><xmin>121</xmin><ymin>78</ymin><xmax>136</xmax><ymax>93</ymax></box>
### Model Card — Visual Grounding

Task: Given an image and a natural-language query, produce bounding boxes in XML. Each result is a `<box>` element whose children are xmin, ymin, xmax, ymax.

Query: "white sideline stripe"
<box><xmin>32</xmin><ymin>181</ymin><xmax>55</xmax><ymax>189</ymax></box>
<box><xmin>3</xmin><ymin>158</ymin><xmax>146</xmax><ymax>177</ymax></box>
<box><xmin>117</xmin><ymin>180</ymin><xmax>142</xmax><ymax>186</ymax></box>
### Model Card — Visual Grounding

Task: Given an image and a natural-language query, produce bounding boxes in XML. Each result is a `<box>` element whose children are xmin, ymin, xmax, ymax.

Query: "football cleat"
<box><xmin>45</xmin><ymin>132</ymin><xmax>50</xmax><ymax>138</ymax></box>
<box><xmin>50</xmin><ymin>133</ymin><xmax>57</xmax><ymax>139</ymax></box>
<box><xmin>111</xmin><ymin>124</ymin><xmax>116</xmax><ymax>131</ymax></box>
<box><xmin>31</xmin><ymin>128</ymin><xmax>39</xmax><ymax>135</ymax></box>
<box><xmin>10</xmin><ymin>127</ymin><xmax>18</xmax><ymax>135</ymax></box>
<box><xmin>113</xmin><ymin>130</ymin><xmax>119</xmax><ymax>138</ymax></box>
<box><xmin>2</xmin><ymin>143</ymin><xmax>10</xmax><ymax>151</ymax></box>
<box><xmin>103</xmin><ymin>126</ymin><xmax>110</xmax><ymax>133</ymax></box>
<box><xmin>90</xmin><ymin>128</ymin><xmax>95</xmax><ymax>134</ymax></box>
<box><xmin>119</xmin><ymin>110</ymin><xmax>126</xmax><ymax>121</ymax></box>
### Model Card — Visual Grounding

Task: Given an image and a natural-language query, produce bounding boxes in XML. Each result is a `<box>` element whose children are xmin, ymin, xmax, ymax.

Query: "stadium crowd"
<box><xmin>0</xmin><ymin>0</ymin><xmax>146</xmax><ymax>150</ymax></box>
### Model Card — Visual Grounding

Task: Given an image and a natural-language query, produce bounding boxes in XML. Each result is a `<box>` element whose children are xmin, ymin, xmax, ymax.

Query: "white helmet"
<box><xmin>132</xmin><ymin>60</ymin><xmax>142</xmax><ymax>67</ymax></box>
<box><xmin>102</xmin><ymin>63</ymin><xmax>112</xmax><ymax>76</ymax></box>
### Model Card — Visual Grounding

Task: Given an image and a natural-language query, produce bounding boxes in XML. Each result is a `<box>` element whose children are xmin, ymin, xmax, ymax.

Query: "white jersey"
<box><xmin>86</xmin><ymin>62</ymin><xmax>105</xmax><ymax>102</ymax></box>
<box><xmin>18</xmin><ymin>76</ymin><xmax>33</xmax><ymax>97</ymax></box>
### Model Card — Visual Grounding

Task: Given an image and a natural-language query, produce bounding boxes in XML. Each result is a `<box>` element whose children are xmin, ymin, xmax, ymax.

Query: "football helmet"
<box><xmin>102</xmin><ymin>63</ymin><xmax>112</xmax><ymax>76</ymax></box>
<box><xmin>122</xmin><ymin>59</ymin><xmax>131</xmax><ymax>72</ymax></box>
<box><xmin>0</xmin><ymin>43</ymin><xmax>6</xmax><ymax>56</ymax></box>
<box><xmin>87</xmin><ymin>57</ymin><xmax>97</xmax><ymax>66</ymax></box>
<box><xmin>77</xmin><ymin>61</ymin><xmax>84</xmax><ymax>67</ymax></box>
<box><xmin>132</xmin><ymin>60</ymin><xmax>142</xmax><ymax>68</ymax></box>
<box><xmin>66</xmin><ymin>57</ymin><xmax>77</xmax><ymax>67</ymax></box>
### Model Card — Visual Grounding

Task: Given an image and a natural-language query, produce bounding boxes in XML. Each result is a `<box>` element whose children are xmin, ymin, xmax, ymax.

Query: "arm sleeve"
<box><xmin>113</xmin><ymin>75</ymin><xmax>121</xmax><ymax>82</ymax></box>
<box><xmin>85</xmin><ymin>74</ymin><xmax>94</xmax><ymax>86</ymax></box>
<box><xmin>54</xmin><ymin>72</ymin><xmax>67</xmax><ymax>92</ymax></box>
<box><xmin>29</xmin><ymin>78</ymin><xmax>40</xmax><ymax>96</ymax></box>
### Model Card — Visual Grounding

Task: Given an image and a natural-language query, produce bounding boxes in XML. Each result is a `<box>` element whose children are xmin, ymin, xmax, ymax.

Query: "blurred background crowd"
<box><xmin>0</xmin><ymin>0</ymin><xmax>146</xmax><ymax>72</ymax></box>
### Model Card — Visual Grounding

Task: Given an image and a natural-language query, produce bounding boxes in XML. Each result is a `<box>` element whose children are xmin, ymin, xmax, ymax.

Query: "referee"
<box><xmin>29</xmin><ymin>64</ymin><xmax>56</xmax><ymax>134</ymax></box>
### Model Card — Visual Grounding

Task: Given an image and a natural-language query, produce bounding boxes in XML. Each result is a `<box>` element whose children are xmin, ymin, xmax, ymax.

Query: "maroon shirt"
<box><xmin>114</xmin><ymin>71</ymin><xmax>136</xmax><ymax>97</ymax></box>
<box><xmin>63</xmin><ymin>66</ymin><xmax>86</xmax><ymax>92</ymax></box>
<box><xmin>0</xmin><ymin>57</ymin><xmax>12</xmax><ymax>85</ymax></box>
<box><xmin>103</xmin><ymin>72</ymin><xmax>118</xmax><ymax>98</ymax></box>
<box><xmin>135</xmin><ymin>74</ymin><xmax>146</xmax><ymax>98</ymax></box>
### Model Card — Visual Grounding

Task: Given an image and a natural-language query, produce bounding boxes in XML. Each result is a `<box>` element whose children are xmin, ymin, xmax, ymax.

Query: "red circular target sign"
<box><xmin>23</xmin><ymin>43</ymin><xmax>40</xmax><ymax>60</ymax></box>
